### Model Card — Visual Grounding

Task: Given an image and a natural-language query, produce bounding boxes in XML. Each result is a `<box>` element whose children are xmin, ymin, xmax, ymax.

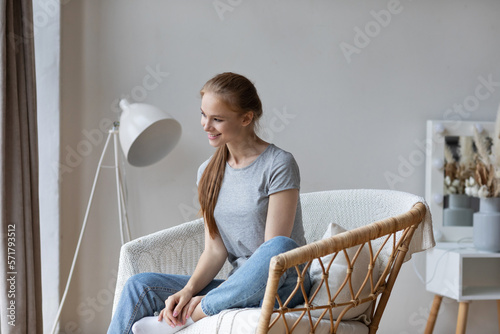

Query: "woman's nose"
<box><xmin>202</xmin><ymin>119</ymin><xmax>211</xmax><ymax>131</ymax></box>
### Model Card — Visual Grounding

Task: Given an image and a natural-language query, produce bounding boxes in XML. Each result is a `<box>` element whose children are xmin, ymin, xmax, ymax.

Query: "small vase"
<box><xmin>443</xmin><ymin>194</ymin><xmax>473</xmax><ymax>227</ymax></box>
<box><xmin>473</xmin><ymin>197</ymin><xmax>500</xmax><ymax>252</ymax></box>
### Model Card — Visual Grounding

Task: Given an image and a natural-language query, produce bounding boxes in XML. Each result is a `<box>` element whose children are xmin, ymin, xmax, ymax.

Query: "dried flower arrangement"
<box><xmin>465</xmin><ymin>105</ymin><xmax>500</xmax><ymax>198</ymax></box>
<box><xmin>444</xmin><ymin>136</ymin><xmax>475</xmax><ymax>195</ymax></box>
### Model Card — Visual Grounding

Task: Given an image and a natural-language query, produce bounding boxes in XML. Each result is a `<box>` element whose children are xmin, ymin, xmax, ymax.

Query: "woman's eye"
<box><xmin>200</xmin><ymin>111</ymin><xmax>222</xmax><ymax>122</ymax></box>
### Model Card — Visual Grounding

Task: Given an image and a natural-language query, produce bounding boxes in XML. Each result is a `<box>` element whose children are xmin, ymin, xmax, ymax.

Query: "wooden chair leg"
<box><xmin>456</xmin><ymin>302</ymin><xmax>469</xmax><ymax>334</ymax></box>
<box><xmin>424</xmin><ymin>295</ymin><xmax>443</xmax><ymax>334</ymax></box>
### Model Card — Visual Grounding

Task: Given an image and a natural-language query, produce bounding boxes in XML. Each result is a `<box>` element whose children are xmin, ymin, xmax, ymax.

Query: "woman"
<box><xmin>108</xmin><ymin>72</ymin><xmax>310</xmax><ymax>334</ymax></box>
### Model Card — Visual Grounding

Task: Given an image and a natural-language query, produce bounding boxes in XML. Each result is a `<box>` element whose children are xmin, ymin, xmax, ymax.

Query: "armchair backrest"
<box><xmin>300</xmin><ymin>189</ymin><xmax>429</xmax><ymax>271</ymax></box>
<box><xmin>302</xmin><ymin>189</ymin><xmax>419</xmax><ymax>239</ymax></box>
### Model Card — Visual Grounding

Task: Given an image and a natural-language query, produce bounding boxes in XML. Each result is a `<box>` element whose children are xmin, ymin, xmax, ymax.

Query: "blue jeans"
<box><xmin>107</xmin><ymin>236</ymin><xmax>310</xmax><ymax>334</ymax></box>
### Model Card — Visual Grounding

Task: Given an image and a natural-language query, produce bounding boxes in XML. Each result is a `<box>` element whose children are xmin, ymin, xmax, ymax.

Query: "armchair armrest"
<box><xmin>112</xmin><ymin>218</ymin><xmax>232</xmax><ymax>315</ymax></box>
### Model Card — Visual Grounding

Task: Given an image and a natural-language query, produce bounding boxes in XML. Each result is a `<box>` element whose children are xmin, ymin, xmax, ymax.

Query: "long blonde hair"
<box><xmin>198</xmin><ymin>72</ymin><xmax>263</xmax><ymax>238</ymax></box>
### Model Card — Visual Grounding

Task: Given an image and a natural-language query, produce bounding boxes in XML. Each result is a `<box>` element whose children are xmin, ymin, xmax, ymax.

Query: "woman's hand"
<box><xmin>157</xmin><ymin>291</ymin><xmax>203</xmax><ymax>327</ymax></box>
<box><xmin>155</xmin><ymin>224</ymin><xmax>227</xmax><ymax>327</ymax></box>
<box><xmin>180</xmin><ymin>295</ymin><xmax>203</xmax><ymax>322</ymax></box>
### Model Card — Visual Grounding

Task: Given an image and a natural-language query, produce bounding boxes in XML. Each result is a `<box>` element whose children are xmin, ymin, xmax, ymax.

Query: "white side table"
<box><xmin>424</xmin><ymin>242</ymin><xmax>500</xmax><ymax>334</ymax></box>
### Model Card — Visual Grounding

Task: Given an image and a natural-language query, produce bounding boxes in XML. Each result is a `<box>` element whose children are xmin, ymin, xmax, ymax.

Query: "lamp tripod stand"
<box><xmin>50</xmin><ymin>123</ymin><xmax>132</xmax><ymax>334</ymax></box>
<box><xmin>50</xmin><ymin>99</ymin><xmax>181</xmax><ymax>333</ymax></box>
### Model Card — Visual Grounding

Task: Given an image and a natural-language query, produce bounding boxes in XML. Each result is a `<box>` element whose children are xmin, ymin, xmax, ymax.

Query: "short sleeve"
<box><xmin>196</xmin><ymin>158</ymin><xmax>210</xmax><ymax>186</ymax></box>
<box><xmin>268</xmin><ymin>151</ymin><xmax>300</xmax><ymax>195</ymax></box>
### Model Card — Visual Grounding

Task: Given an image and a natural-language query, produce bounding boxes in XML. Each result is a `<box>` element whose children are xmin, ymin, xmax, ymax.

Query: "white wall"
<box><xmin>58</xmin><ymin>0</ymin><xmax>500</xmax><ymax>332</ymax></box>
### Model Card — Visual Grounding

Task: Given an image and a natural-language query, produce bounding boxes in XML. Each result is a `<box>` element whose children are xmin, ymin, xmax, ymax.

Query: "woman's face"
<box><xmin>200</xmin><ymin>92</ymin><xmax>252</xmax><ymax>148</ymax></box>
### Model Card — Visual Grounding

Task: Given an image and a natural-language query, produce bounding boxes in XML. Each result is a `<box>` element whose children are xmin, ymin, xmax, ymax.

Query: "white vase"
<box><xmin>443</xmin><ymin>194</ymin><xmax>473</xmax><ymax>227</ymax></box>
<box><xmin>473</xmin><ymin>197</ymin><xmax>500</xmax><ymax>252</ymax></box>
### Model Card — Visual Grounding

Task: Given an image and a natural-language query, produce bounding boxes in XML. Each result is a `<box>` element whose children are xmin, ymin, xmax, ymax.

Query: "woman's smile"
<box><xmin>208</xmin><ymin>133</ymin><xmax>221</xmax><ymax>140</ymax></box>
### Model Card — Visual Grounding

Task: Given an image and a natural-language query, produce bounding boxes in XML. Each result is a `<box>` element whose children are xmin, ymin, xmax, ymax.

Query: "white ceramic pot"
<box><xmin>443</xmin><ymin>194</ymin><xmax>473</xmax><ymax>227</ymax></box>
<box><xmin>473</xmin><ymin>197</ymin><xmax>500</xmax><ymax>252</ymax></box>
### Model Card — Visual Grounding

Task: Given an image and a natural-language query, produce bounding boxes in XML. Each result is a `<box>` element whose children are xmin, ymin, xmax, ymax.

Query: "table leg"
<box><xmin>425</xmin><ymin>295</ymin><xmax>443</xmax><ymax>334</ymax></box>
<box><xmin>497</xmin><ymin>300</ymin><xmax>500</xmax><ymax>332</ymax></box>
<box><xmin>456</xmin><ymin>301</ymin><xmax>469</xmax><ymax>334</ymax></box>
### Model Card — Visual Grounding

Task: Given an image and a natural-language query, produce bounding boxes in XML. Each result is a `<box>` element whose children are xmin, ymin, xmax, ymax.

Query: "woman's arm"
<box><xmin>264</xmin><ymin>188</ymin><xmax>299</xmax><ymax>241</ymax></box>
<box><xmin>159</xmin><ymin>223</ymin><xmax>227</xmax><ymax>326</ymax></box>
<box><xmin>184</xmin><ymin>223</ymin><xmax>227</xmax><ymax>295</ymax></box>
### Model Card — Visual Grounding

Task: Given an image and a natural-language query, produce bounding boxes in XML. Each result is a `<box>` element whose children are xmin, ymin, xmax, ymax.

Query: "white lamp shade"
<box><xmin>119</xmin><ymin>99</ymin><xmax>181</xmax><ymax>167</ymax></box>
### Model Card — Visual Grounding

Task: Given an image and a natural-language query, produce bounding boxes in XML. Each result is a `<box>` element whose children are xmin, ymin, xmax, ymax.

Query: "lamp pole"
<box><xmin>112</xmin><ymin>122</ymin><xmax>131</xmax><ymax>245</ymax></box>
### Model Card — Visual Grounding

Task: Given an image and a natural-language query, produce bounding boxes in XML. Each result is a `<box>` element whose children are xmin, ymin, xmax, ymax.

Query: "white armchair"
<box><xmin>112</xmin><ymin>189</ymin><xmax>434</xmax><ymax>334</ymax></box>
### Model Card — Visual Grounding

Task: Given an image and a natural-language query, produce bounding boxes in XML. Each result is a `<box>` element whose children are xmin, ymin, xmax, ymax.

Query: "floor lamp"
<box><xmin>50</xmin><ymin>99</ymin><xmax>182</xmax><ymax>334</ymax></box>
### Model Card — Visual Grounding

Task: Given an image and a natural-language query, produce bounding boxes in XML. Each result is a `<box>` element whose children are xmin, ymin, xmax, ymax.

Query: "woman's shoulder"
<box><xmin>266</xmin><ymin>144</ymin><xmax>297</xmax><ymax>164</ymax></box>
<box><xmin>198</xmin><ymin>156</ymin><xmax>212</xmax><ymax>170</ymax></box>
<box><xmin>265</xmin><ymin>144</ymin><xmax>300</xmax><ymax>191</ymax></box>
<box><xmin>197</xmin><ymin>156</ymin><xmax>212</xmax><ymax>184</ymax></box>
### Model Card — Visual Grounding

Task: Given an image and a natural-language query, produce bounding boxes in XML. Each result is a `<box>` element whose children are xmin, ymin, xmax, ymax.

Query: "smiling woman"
<box><xmin>108</xmin><ymin>72</ymin><xmax>309</xmax><ymax>334</ymax></box>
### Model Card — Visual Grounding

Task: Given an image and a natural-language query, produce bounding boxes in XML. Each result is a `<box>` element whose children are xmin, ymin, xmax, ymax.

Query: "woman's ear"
<box><xmin>241</xmin><ymin>111</ymin><xmax>254</xmax><ymax>127</ymax></box>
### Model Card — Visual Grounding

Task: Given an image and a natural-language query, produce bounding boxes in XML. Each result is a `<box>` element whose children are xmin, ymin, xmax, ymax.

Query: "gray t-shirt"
<box><xmin>197</xmin><ymin>144</ymin><xmax>306</xmax><ymax>275</ymax></box>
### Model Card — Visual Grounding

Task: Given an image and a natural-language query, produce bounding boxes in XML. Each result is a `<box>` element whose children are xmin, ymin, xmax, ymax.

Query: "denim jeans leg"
<box><xmin>107</xmin><ymin>272</ymin><xmax>223</xmax><ymax>334</ymax></box>
<box><xmin>201</xmin><ymin>236</ymin><xmax>310</xmax><ymax>316</ymax></box>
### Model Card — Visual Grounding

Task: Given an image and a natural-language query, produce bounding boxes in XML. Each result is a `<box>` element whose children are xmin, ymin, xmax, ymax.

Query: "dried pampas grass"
<box><xmin>444</xmin><ymin>136</ymin><xmax>476</xmax><ymax>195</ymax></box>
<box><xmin>495</xmin><ymin>104</ymin><xmax>500</xmax><ymax>169</ymax></box>
<box><xmin>459</xmin><ymin>136</ymin><xmax>474</xmax><ymax>167</ymax></box>
<box><xmin>467</xmin><ymin>103</ymin><xmax>500</xmax><ymax>197</ymax></box>
<box><xmin>473</xmin><ymin>125</ymin><xmax>492</xmax><ymax>165</ymax></box>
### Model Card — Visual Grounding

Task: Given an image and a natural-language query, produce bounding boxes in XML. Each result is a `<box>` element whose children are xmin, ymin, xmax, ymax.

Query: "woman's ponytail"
<box><xmin>198</xmin><ymin>145</ymin><xmax>228</xmax><ymax>238</ymax></box>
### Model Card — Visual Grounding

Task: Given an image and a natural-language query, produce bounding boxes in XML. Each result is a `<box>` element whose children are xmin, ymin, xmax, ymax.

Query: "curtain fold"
<box><xmin>0</xmin><ymin>0</ymin><xmax>43</xmax><ymax>333</ymax></box>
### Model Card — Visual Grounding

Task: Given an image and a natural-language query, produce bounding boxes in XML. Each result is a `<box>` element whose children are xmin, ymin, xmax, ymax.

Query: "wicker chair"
<box><xmin>112</xmin><ymin>189</ymin><xmax>434</xmax><ymax>334</ymax></box>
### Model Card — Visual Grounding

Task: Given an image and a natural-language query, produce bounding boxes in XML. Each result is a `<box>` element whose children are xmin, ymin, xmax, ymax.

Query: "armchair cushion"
<box><xmin>178</xmin><ymin>308</ymin><xmax>368</xmax><ymax>334</ymax></box>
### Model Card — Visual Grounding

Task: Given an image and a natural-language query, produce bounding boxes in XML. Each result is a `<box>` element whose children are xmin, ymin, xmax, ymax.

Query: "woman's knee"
<box><xmin>122</xmin><ymin>273</ymin><xmax>158</xmax><ymax>293</ymax></box>
<box><xmin>126</xmin><ymin>273</ymin><xmax>150</xmax><ymax>285</ymax></box>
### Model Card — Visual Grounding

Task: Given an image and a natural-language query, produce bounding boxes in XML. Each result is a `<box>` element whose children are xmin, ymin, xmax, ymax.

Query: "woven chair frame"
<box><xmin>257</xmin><ymin>202</ymin><xmax>426</xmax><ymax>334</ymax></box>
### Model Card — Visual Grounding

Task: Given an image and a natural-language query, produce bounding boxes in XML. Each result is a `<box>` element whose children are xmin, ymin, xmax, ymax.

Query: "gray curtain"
<box><xmin>0</xmin><ymin>0</ymin><xmax>43</xmax><ymax>333</ymax></box>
